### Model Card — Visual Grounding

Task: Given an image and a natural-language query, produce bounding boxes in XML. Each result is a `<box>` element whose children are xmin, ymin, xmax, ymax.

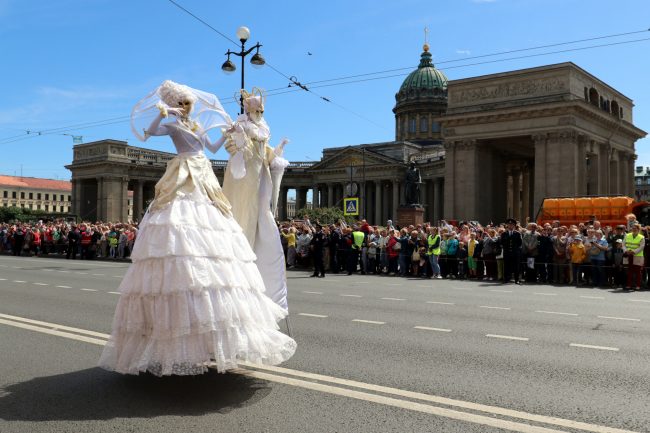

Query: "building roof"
<box><xmin>0</xmin><ymin>174</ymin><xmax>71</xmax><ymax>191</ymax></box>
<box><xmin>399</xmin><ymin>44</ymin><xmax>448</xmax><ymax>92</ymax></box>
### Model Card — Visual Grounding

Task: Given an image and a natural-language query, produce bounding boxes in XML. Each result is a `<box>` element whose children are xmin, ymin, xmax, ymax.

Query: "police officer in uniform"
<box><xmin>500</xmin><ymin>218</ymin><xmax>522</xmax><ymax>284</ymax></box>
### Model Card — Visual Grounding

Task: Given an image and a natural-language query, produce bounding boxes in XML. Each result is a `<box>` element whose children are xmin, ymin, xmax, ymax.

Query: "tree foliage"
<box><xmin>294</xmin><ymin>207</ymin><xmax>355</xmax><ymax>225</ymax></box>
<box><xmin>0</xmin><ymin>206</ymin><xmax>49</xmax><ymax>223</ymax></box>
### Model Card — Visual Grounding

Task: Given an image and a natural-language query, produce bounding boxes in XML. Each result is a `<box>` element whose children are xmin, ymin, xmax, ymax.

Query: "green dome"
<box><xmin>399</xmin><ymin>48</ymin><xmax>448</xmax><ymax>92</ymax></box>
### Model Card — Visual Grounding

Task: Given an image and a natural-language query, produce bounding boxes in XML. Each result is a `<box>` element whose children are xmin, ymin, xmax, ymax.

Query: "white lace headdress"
<box><xmin>130</xmin><ymin>80</ymin><xmax>233</xmax><ymax>142</ymax></box>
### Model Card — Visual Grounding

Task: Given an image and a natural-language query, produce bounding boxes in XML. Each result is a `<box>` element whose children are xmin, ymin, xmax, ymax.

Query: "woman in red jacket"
<box><xmin>387</xmin><ymin>230</ymin><xmax>400</xmax><ymax>276</ymax></box>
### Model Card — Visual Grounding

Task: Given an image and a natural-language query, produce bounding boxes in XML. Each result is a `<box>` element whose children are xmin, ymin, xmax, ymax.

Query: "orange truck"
<box><xmin>536</xmin><ymin>196</ymin><xmax>650</xmax><ymax>227</ymax></box>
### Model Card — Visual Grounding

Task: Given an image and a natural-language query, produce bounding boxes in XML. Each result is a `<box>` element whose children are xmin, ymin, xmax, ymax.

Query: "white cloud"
<box><xmin>456</xmin><ymin>49</ymin><xmax>472</xmax><ymax>55</ymax></box>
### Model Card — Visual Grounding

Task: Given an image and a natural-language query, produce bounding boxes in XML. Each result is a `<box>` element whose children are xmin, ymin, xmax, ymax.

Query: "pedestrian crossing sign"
<box><xmin>344</xmin><ymin>197</ymin><xmax>359</xmax><ymax>216</ymax></box>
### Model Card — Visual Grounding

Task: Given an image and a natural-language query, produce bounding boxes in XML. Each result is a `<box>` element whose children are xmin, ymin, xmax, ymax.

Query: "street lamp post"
<box><xmin>221</xmin><ymin>26</ymin><xmax>266</xmax><ymax>114</ymax></box>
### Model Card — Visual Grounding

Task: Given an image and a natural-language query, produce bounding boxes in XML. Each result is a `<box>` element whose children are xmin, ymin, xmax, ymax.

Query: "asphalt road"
<box><xmin>1</xmin><ymin>254</ymin><xmax>649</xmax><ymax>433</ymax></box>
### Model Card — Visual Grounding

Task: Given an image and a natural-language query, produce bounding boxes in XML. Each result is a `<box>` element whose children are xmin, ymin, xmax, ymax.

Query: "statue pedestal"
<box><xmin>397</xmin><ymin>206</ymin><xmax>425</xmax><ymax>227</ymax></box>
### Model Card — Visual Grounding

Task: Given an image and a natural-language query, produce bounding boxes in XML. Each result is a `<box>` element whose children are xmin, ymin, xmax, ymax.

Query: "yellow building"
<box><xmin>0</xmin><ymin>175</ymin><xmax>72</xmax><ymax>213</ymax></box>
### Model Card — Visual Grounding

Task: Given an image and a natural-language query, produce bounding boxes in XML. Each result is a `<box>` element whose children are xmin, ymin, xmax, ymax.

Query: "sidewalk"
<box><xmin>0</xmin><ymin>251</ymin><xmax>132</xmax><ymax>263</ymax></box>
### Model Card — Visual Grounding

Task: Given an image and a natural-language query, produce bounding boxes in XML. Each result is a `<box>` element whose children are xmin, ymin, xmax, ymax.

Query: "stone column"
<box><xmin>533</xmin><ymin>133</ymin><xmax>547</xmax><ymax>216</ymax></box>
<box><xmin>295</xmin><ymin>187</ymin><xmax>305</xmax><ymax>211</ymax></box>
<box><xmin>618</xmin><ymin>151</ymin><xmax>627</xmax><ymax>196</ymax></box>
<box><xmin>443</xmin><ymin>141</ymin><xmax>456</xmax><ymax>219</ymax></box>
<box><xmin>120</xmin><ymin>177</ymin><xmax>129</xmax><ymax>222</ymax></box>
<box><xmin>375</xmin><ymin>181</ymin><xmax>382</xmax><ymax>225</ymax></box>
<box><xmin>392</xmin><ymin>179</ymin><xmax>400</xmax><ymax>222</ymax></box>
<box><xmin>327</xmin><ymin>184</ymin><xmax>334</xmax><ymax>207</ymax></box>
<box><xmin>522</xmin><ymin>166</ymin><xmax>530</xmax><ymax>222</ymax></box>
<box><xmin>72</xmin><ymin>179</ymin><xmax>81</xmax><ymax>217</ymax></box>
<box><xmin>312</xmin><ymin>185</ymin><xmax>319</xmax><ymax>209</ymax></box>
<box><xmin>382</xmin><ymin>181</ymin><xmax>390</xmax><ymax>225</ymax></box>
<box><xmin>628</xmin><ymin>153</ymin><xmax>636</xmax><ymax>197</ymax></box>
<box><xmin>278</xmin><ymin>186</ymin><xmax>288</xmax><ymax>220</ymax></box>
<box><xmin>434</xmin><ymin>178</ymin><xmax>443</xmax><ymax>222</ymax></box>
<box><xmin>609</xmin><ymin>156</ymin><xmax>619</xmax><ymax>195</ymax></box>
<box><xmin>96</xmin><ymin>177</ymin><xmax>105</xmax><ymax>222</ymax></box>
<box><xmin>511</xmin><ymin>168</ymin><xmax>521</xmax><ymax>221</ymax></box>
<box><xmin>133</xmin><ymin>179</ymin><xmax>144</xmax><ymax>222</ymax></box>
<box><xmin>598</xmin><ymin>143</ymin><xmax>610</xmax><ymax>195</ymax></box>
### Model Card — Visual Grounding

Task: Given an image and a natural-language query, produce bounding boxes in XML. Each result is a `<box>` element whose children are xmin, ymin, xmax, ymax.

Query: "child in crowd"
<box><xmin>569</xmin><ymin>236</ymin><xmax>587</xmax><ymax>286</ymax></box>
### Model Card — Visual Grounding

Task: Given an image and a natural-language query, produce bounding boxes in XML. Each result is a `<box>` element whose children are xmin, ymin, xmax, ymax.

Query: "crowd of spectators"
<box><xmin>4</xmin><ymin>212</ymin><xmax>650</xmax><ymax>291</ymax></box>
<box><xmin>279</xmin><ymin>213</ymin><xmax>650</xmax><ymax>291</ymax></box>
<box><xmin>0</xmin><ymin>219</ymin><xmax>138</xmax><ymax>260</ymax></box>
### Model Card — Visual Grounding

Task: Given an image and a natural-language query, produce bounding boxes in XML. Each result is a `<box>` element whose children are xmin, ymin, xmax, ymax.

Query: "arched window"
<box><xmin>588</xmin><ymin>88</ymin><xmax>599</xmax><ymax>107</ymax></box>
<box><xmin>420</xmin><ymin>117</ymin><xmax>428</xmax><ymax>132</ymax></box>
<box><xmin>409</xmin><ymin>118</ymin><xmax>416</xmax><ymax>133</ymax></box>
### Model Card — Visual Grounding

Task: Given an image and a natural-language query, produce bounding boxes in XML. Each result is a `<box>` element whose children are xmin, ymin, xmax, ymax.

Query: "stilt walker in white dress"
<box><xmin>221</xmin><ymin>89</ymin><xmax>290</xmax><ymax>313</ymax></box>
<box><xmin>98</xmin><ymin>80</ymin><xmax>296</xmax><ymax>376</ymax></box>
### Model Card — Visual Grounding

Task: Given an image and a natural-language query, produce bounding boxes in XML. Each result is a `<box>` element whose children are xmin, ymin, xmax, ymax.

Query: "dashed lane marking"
<box><xmin>80</xmin><ymin>288</ymin><xmax>97</xmax><ymax>292</ymax></box>
<box><xmin>0</xmin><ymin>313</ymin><xmax>637</xmax><ymax>432</ymax></box>
<box><xmin>108</xmin><ymin>291</ymin><xmax>121</xmax><ymax>295</ymax></box>
<box><xmin>302</xmin><ymin>291</ymin><xmax>323</xmax><ymax>295</ymax></box>
<box><xmin>597</xmin><ymin>316</ymin><xmax>641</xmax><ymax>322</ymax></box>
<box><xmin>414</xmin><ymin>326</ymin><xmax>452</xmax><ymax>333</ymax></box>
<box><xmin>92</xmin><ymin>274</ymin><xmax>105</xmax><ymax>276</ymax></box>
<box><xmin>76</xmin><ymin>272</ymin><xmax>88</xmax><ymax>275</ymax></box>
<box><xmin>535</xmin><ymin>310</ymin><xmax>579</xmax><ymax>316</ymax></box>
<box><xmin>426</xmin><ymin>301</ymin><xmax>455</xmax><ymax>305</ymax></box>
<box><xmin>352</xmin><ymin>319</ymin><xmax>385</xmax><ymax>325</ymax></box>
<box><xmin>57</xmin><ymin>270</ymin><xmax>70</xmax><ymax>273</ymax></box>
<box><xmin>386</xmin><ymin>283</ymin><xmax>402</xmax><ymax>286</ymax></box>
<box><xmin>569</xmin><ymin>343</ymin><xmax>619</xmax><ymax>352</ymax></box>
<box><xmin>628</xmin><ymin>299</ymin><xmax>650</xmax><ymax>303</ymax></box>
<box><xmin>13</xmin><ymin>280</ymin><xmax>26</xmax><ymax>283</ymax></box>
<box><xmin>298</xmin><ymin>313</ymin><xmax>328</xmax><ymax>318</ymax></box>
<box><xmin>580</xmin><ymin>296</ymin><xmax>605</xmax><ymax>300</ymax></box>
<box><xmin>33</xmin><ymin>283</ymin><xmax>48</xmax><ymax>286</ymax></box>
<box><xmin>381</xmin><ymin>297</ymin><xmax>406</xmax><ymax>301</ymax></box>
<box><xmin>534</xmin><ymin>292</ymin><xmax>558</xmax><ymax>296</ymax></box>
<box><xmin>56</xmin><ymin>285</ymin><xmax>71</xmax><ymax>288</ymax></box>
<box><xmin>489</xmin><ymin>289</ymin><xmax>513</xmax><ymax>293</ymax></box>
<box><xmin>486</xmin><ymin>334</ymin><xmax>529</xmax><ymax>341</ymax></box>
<box><xmin>0</xmin><ymin>278</ymin><xmax>6</xmax><ymax>280</ymax></box>
<box><xmin>340</xmin><ymin>294</ymin><xmax>362</xmax><ymax>298</ymax></box>
<box><xmin>479</xmin><ymin>306</ymin><xmax>511</xmax><ymax>310</ymax></box>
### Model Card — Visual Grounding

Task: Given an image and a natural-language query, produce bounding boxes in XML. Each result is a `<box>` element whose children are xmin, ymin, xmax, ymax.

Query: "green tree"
<box><xmin>0</xmin><ymin>206</ymin><xmax>24</xmax><ymax>222</ymax></box>
<box><xmin>294</xmin><ymin>207</ymin><xmax>355</xmax><ymax>225</ymax></box>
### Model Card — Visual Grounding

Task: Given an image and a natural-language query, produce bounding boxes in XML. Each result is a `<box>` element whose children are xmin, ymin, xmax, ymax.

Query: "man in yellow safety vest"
<box><xmin>427</xmin><ymin>226</ymin><xmax>442</xmax><ymax>279</ymax></box>
<box><xmin>624</xmin><ymin>223</ymin><xmax>645</xmax><ymax>290</ymax></box>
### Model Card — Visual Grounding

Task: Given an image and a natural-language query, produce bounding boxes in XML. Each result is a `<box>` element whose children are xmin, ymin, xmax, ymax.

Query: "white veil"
<box><xmin>130</xmin><ymin>82</ymin><xmax>233</xmax><ymax>142</ymax></box>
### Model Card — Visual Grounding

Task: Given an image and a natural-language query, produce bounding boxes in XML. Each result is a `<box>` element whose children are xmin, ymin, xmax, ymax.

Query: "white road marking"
<box><xmin>597</xmin><ymin>316</ymin><xmax>640</xmax><ymax>322</ymax></box>
<box><xmin>298</xmin><ymin>313</ymin><xmax>328</xmax><ymax>318</ymax></box>
<box><xmin>57</xmin><ymin>270</ymin><xmax>70</xmax><ymax>273</ymax></box>
<box><xmin>570</xmin><ymin>343</ymin><xmax>619</xmax><ymax>352</ymax></box>
<box><xmin>80</xmin><ymin>288</ymin><xmax>97</xmax><ymax>292</ymax></box>
<box><xmin>13</xmin><ymin>280</ymin><xmax>26</xmax><ymax>283</ymax></box>
<box><xmin>426</xmin><ymin>301</ymin><xmax>455</xmax><ymax>305</ymax></box>
<box><xmin>486</xmin><ymin>334</ymin><xmax>529</xmax><ymax>341</ymax></box>
<box><xmin>0</xmin><ymin>278</ymin><xmax>6</xmax><ymax>280</ymax></box>
<box><xmin>76</xmin><ymin>272</ymin><xmax>88</xmax><ymax>275</ymax></box>
<box><xmin>0</xmin><ymin>313</ymin><xmax>110</xmax><ymax>339</ymax></box>
<box><xmin>108</xmin><ymin>291</ymin><xmax>121</xmax><ymax>295</ymax></box>
<box><xmin>381</xmin><ymin>297</ymin><xmax>406</xmax><ymax>301</ymax></box>
<box><xmin>386</xmin><ymin>283</ymin><xmax>402</xmax><ymax>286</ymax></box>
<box><xmin>414</xmin><ymin>326</ymin><xmax>452</xmax><ymax>333</ymax></box>
<box><xmin>33</xmin><ymin>283</ymin><xmax>48</xmax><ymax>286</ymax></box>
<box><xmin>489</xmin><ymin>289</ymin><xmax>513</xmax><ymax>293</ymax></box>
<box><xmin>42</xmin><ymin>269</ymin><xmax>53</xmax><ymax>272</ymax></box>
<box><xmin>628</xmin><ymin>299</ymin><xmax>650</xmax><ymax>303</ymax></box>
<box><xmin>56</xmin><ymin>285</ymin><xmax>71</xmax><ymax>288</ymax></box>
<box><xmin>580</xmin><ymin>296</ymin><xmax>605</xmax><ymax>300</ymax></box>
<box><xmin>535</xmin><ymin>310</ymin><xmax>579</xmax><ymax>316</ymax></box>
<box><xmin>355</xmin><ymin>282</ymin><xmax>370</xmax><ymax>284</ymax></box>
<box><xmin>302</xmin><ymin>291</ymin><xmax>323</xmax><ymax>295</ymax></box>
<box><xmin>340</xmin><ymin>294</ymin><xmax>362</xmax><ymax>298</ymax></box>
<box><xmin>479</xmin><ymin>306</ymin><xmax>511</xmax><ymax>310</ymax></box>
<box><xmin>0</xmin><ymin>313</ymin><xmax>636</xmax><ymax>433</ymax></box>
<box><xmin>352</xmin><ymin>319</ymin><xmax>385</xmax><ymax>325</ymax></box>
<box><xmin>92</xmin><ymin>274</ymin><xmax>105</xmax><ymax>276</ymax></box>
<box><xmin>534</xmin><ymin>292</ymin><xmax>558</xmax><ymax>296</ymax></box>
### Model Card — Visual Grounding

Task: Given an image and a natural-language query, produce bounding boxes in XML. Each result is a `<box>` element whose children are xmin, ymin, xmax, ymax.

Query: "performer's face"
<box><xmin>248</xmin><ymin>109</ymin><xmax>263</xmax><ymax>123</ymax></box>
<box><xmin>178</xmin><ymin>99</ymin><xmax>193</xmax><ymax>117</ymax></box>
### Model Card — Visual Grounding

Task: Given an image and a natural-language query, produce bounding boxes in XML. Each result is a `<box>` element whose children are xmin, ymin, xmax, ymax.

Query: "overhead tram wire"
<box><xmin>302</xmin><ymin>36</ymin><xmax>650</xmax><ymax>91</ymax></box>
<box><xmin>165</xmin><ymin>0</ymin><xmax>389</xmax><ymax>130</ymax></box>
<box><xmin>302</xmin><ymin>28</ymin><xmax>650</xmax><ymax>86</ymax></box>
<box><xmin>4</xmin><ymin>26</ymin><xmax>649</xmax><ymax>146</ymax></box>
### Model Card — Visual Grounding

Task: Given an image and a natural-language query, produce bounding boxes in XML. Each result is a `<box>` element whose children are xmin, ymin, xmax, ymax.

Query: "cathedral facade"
<box><xmin>67</xmin><ymin>44</ymin><xmax>646</xmax><ymax>224</ymax></box>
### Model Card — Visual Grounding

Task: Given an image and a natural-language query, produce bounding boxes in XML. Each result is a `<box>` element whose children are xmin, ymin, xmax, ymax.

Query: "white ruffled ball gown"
<box><xmin>98</xmin><ymin>116</ymin><xmax>296</xmax><ymax>376</ymax></box>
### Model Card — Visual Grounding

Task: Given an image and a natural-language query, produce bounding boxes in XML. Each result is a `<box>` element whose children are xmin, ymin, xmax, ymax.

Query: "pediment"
<box><xmin>310</xmin><ymin>146</ymin><xmax>401</xmax><ymax>171</ymax></box>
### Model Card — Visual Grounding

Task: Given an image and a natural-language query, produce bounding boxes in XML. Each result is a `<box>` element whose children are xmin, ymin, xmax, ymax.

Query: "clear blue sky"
<box><xmin>1</xmin><ymin>0</ymin><xmax>648</xmax><ymax>181</ymax></box>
